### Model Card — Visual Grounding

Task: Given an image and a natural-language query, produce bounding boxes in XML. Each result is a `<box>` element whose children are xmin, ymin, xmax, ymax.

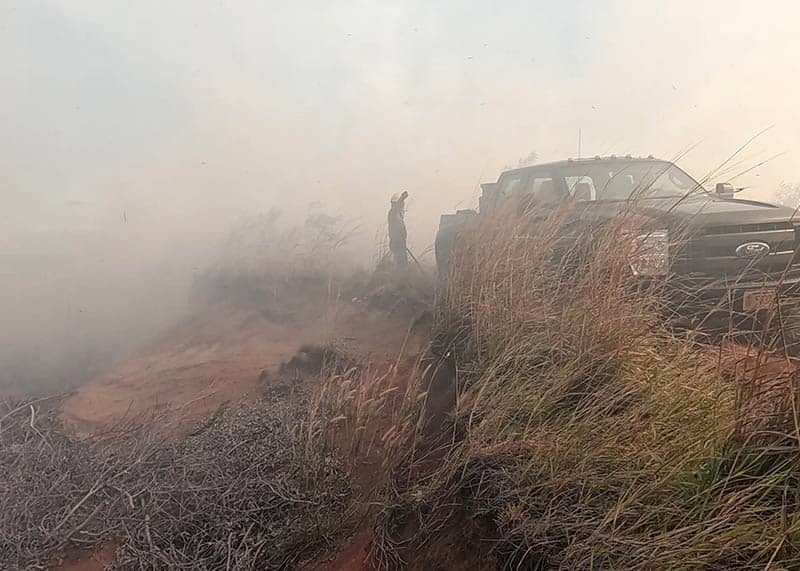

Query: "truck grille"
<box><xmin>674</xmin><ymin>223</ymin><xmax>798</xmax><ymax>276</ymax></box>
<box><xmin>686</xmin><ymin>242</ymin><xmax>795</xmax><ymax>259</ymax></box>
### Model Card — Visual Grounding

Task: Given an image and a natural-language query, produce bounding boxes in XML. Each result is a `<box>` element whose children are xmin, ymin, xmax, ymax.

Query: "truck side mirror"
<box><xmin>715</xmin><ymin>182</ymin><xmax>735</xmax><ymax>199</ymax></box>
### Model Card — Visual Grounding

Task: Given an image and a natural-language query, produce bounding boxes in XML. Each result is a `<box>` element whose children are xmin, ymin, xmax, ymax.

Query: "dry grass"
<box><xmin>302</xmin><ymin>354</ymin><xmax>430</xmax><ymax>488</ymax></box>
<box><xmin>298</xmin><ymin>347</ymin><xmax>434</xmax><ymax>571</ymax></box>
<box><xmin>373</xmin><ymin>199</ymin><xmax>800</xmax><ymax>569</ymax></box>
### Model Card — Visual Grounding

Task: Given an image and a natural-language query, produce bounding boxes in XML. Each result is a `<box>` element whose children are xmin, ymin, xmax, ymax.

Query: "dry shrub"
<box><xmin>191</xmin><ymin>206</ymin><xmax>359</xmax><ymax>309</ymax></box>
<box><xmin>375</xmin><ymin>200</ymin><xmax>800</xmax><ymax>570</ymax></box>
<box><xmin>359</xmin><ymin>264</ymin><xmax>435</xmax><ymax>315</ymax></box>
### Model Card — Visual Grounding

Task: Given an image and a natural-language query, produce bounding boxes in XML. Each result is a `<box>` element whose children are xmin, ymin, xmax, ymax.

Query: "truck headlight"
<box><xmin>629</xmin><ymin>229</ymin><xmax>669</xmax><ymax>276</ymax></box>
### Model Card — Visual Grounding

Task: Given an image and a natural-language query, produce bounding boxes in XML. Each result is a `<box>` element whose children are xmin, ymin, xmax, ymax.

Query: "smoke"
<box><xmin>2</xmin><ymin>0</ymin><xmax>800</xmax><ymax>392</ymax></box>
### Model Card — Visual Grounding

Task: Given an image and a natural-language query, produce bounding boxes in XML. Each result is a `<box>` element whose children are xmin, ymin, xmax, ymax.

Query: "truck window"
<box><xmin>531</xmin><ymin>177</ymin><xmax>554</xmax><ymax>194</ymax></box>
<box><xmin>498</xmin><ymin>172</ymin><xmax>527</xmax><ymax>197</ymax></box>
<box><xmin>499</xmin><ymin>169</ymin><xmax>561</xmax><ymax>201</ymax></box>
<box><xmin>565</xmin><ymin>176</ymin><xmax>596</xmax><ymax>201</ymax></box>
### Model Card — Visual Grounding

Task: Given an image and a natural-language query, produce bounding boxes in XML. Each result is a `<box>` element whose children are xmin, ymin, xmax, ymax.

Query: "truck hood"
<box><xmin>626</xmin><ymin>195</ymin><xmax>798</xmax><ymax>227</ymax></box>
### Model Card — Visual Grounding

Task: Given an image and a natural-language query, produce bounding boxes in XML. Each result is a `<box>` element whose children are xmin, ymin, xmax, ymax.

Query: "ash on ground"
<box><xmin>1</xmin><ymin>391</ymin><xmax>350</xmax><ymax>570</ymax></box>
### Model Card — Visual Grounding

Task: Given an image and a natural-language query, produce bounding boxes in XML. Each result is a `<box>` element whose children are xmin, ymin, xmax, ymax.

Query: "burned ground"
<box><xmin>2</xmin><ymin>392</ymin><xmax>347</xmax><ymax>570</ymax></box>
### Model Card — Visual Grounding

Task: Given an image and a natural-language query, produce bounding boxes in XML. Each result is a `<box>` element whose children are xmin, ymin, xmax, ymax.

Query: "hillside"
<box><xmin>4</xmin><ymin>213</ymin><xmax>800</xmax><ymax>570</ymax></box>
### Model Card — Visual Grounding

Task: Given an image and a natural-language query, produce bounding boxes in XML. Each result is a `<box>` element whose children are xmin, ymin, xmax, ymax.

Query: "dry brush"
<box><xmin>373</xmin><ymin>200</ymin><xmax>800</xmax><ymax>569</ymax></box>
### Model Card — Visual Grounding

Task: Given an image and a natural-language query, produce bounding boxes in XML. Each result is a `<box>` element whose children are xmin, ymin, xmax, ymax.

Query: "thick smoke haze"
<box><xmin>2</xmin><ymin>0</ymin><xmax>800</xmax><ymax>391</ymax></box>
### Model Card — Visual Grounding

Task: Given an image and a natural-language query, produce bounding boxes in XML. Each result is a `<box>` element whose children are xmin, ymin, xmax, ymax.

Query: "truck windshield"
<box><xmin>557</xmin><ymin>161</ymin><xmax>706</xmax><ymax>201</ymax></box>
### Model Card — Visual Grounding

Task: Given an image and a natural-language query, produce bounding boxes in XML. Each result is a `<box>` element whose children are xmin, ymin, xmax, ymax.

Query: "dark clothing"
<box><xmin>388</xmin><ymin>202</ymin><xmax>407</xmax><ymax>266</ymax></box>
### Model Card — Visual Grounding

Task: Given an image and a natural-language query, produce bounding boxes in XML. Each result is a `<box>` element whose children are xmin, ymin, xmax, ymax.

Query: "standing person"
<box><xmin>388</xmin><ymin>191</ymin><xmax>409</xmax><ymax>267</ymax></box>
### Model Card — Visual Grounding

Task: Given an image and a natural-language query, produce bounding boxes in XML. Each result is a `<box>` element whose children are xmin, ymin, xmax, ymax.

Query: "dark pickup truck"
<box><xmin>435</xmin><ymin>156</ymin><xmax>800</xmax><ymax>314</ymax></box>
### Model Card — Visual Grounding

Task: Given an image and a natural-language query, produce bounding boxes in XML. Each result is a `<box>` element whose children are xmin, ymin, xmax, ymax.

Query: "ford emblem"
<box><xmin>735</xmin><ymin>241</ymin><xmax>770</xmax><ymax>258</ymax></box>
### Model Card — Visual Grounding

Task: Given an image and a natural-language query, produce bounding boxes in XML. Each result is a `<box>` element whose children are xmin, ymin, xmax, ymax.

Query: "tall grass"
<box><xmin>375</xmin><ymin>199</ymin><xmax>800</xmax><ymax>569</ymax></box>
<box><xmin>302</xmin><ymin>355</ymin><xmax>430</xmax><ymax>488</ymax></box>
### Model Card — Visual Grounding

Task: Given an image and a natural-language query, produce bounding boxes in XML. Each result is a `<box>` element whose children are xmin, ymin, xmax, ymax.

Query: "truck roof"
<box><xmin>501</xmin><ymin>156</ymin><xmax>669</xmax><ymax>177</ymax></box>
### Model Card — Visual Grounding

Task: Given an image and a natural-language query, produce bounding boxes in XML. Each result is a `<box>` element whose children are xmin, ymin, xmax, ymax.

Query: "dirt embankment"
<box><xmin>60</xmin><ymin>297</ymin><xmax>425</xmax><ymax>439</ymax></box>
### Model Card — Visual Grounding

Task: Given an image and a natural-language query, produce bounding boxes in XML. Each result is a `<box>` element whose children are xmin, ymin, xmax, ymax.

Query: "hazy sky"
<box><xmin>3</xmin><ymin>0</ymin><xmax>800</xmax><ymax>253</ymax></box>
<box><xmin>3</xmin><ymin>1</ymin><xmax>800</xmax><ymax>389</ymax></box>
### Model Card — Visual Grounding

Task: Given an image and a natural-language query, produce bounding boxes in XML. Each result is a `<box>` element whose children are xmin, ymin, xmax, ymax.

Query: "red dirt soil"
<box><xmin>303</xmin><ymin>532</ymin><xmax>371</xmax><ymax>571</ymax></box>
<box><xmin>61</xmin><ymin>300</ymin><xmax>424</xmax><ymax>438</ymax></box>
<box><xmin>50</xmin><ymin>543</ymin><xmax>118</xmax><ymax>571</ymax></box>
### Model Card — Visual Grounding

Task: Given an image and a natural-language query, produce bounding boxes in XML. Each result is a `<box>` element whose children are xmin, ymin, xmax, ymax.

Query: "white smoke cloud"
<box><xmin>2</xmin><ymin>0</ymin><xmax>800</xmax><ymax>391</ymax></box>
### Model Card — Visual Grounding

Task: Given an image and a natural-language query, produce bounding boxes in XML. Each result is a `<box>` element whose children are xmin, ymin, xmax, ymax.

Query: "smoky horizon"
<box><xmin>3</xmin><ymin>0</ymin><xmax>800</xmax><ymax>393</ymax></box>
